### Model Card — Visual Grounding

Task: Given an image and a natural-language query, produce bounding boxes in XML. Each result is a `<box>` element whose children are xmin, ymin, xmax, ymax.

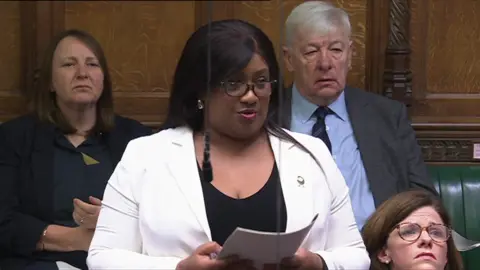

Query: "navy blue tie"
<box><xmin>311</xmin><ymin>107</ymin><xmax>332</xmax><ymax>153</ymax></box>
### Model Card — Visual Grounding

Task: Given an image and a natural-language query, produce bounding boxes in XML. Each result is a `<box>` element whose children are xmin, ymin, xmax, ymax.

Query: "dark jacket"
<box><xmin>0</xmin><ymin>114</ymin><xmax>152</xmax><ymax>270</ymax></box>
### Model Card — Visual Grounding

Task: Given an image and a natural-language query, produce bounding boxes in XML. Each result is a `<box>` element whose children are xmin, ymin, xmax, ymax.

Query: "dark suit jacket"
<box><xmin>0</xmin><ymin>114</ymin><xmax>152</xmax><ymax>270</ymax></box>
<box><xmin>274</xmin><ymin>86</ymin><xmax>437</xmax><ymax>206</ymax></box>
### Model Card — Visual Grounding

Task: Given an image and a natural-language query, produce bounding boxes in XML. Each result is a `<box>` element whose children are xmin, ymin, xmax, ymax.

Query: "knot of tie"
<box><xmin>313</xmin><ymin>106</ymin><xmax>331</xmax><ymax>120</ymax></box>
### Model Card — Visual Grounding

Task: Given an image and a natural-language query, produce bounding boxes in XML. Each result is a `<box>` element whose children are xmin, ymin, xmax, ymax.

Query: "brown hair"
<box><xmin>31</xmin><ymin>29</ymin><xmax>114</xmax><ymax>134</ymax></box>
<box><xmin>362</xmin><ymin>189</ymin><xmax>463</xmax><ymax>270</ymax></box>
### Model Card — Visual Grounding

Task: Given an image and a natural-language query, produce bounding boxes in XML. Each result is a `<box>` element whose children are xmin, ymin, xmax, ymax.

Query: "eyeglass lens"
<box><xmin>398</xmin><ymin>223</ymin><xmax>450</xmax><ymax>242</ymax></box>
<box><xmin>222</xmin><ymin>80</ymin><xmax>274</xmax><ymax>97</ymax></box>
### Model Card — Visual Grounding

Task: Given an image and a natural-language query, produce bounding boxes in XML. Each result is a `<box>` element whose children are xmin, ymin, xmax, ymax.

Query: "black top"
<box><xmin>29</xmin><ymin>132</ymin><xmax>116</xmax><ymax>270</ymax></box>
<box><xmin>53</xmin><ymin>131</ymin><xmax>113</xmax><ymax>227</ymax></box>
<box><xmin>199</xmin><ymin>163</ymin><xmax>287</xmax><ymax>246</ymax></box>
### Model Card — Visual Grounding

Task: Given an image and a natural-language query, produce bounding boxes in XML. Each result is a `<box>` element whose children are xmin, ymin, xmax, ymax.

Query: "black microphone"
<box><xmin>203</xmin><ymin>5</ymin><xmax>213</xmax><ymax>184</ymax></box>
<box><xmin>201</xmin><ymin>132</ymin><xmax>213</xmax><ymax>183</ymax></box>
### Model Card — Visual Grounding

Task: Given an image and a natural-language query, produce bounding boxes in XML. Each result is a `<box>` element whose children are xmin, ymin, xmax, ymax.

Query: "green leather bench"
<box><xmin>428</xmin><ymin>165</ymin><xmax>480</xmax><ymax>270</ymax></box>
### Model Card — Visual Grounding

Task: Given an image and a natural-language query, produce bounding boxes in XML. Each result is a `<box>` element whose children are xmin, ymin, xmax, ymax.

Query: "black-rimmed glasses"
<box><xmin>395</xmin><ymin>222</ymin><xmax>451</xmax><ymax>243</ymax></box>
<box><xmin>219</xmin><ymin>80</ymin><xmax>277</xmax><ymax>97</ymax></box>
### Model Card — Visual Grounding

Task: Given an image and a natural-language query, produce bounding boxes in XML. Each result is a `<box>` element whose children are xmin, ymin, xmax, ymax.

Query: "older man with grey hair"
<box><xmin>277</xmin><ymin>1</ymin><xmax>437</xmax><ymax>230</ymax></box>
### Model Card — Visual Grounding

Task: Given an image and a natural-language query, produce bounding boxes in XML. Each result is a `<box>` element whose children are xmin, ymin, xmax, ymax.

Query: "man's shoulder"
<box><xmin>345</xmin><ymin>86</ymin><xmax>404</xmax><ymax>113</ymax></box>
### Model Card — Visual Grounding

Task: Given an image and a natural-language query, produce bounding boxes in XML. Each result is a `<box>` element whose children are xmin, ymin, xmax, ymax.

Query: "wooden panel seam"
<box><xmin>365</xmin><ymin>0</ymin><xmax>389</xmax><ymax>95</ymax></box>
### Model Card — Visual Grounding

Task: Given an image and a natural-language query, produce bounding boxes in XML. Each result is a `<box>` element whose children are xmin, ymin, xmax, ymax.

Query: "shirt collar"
<box><xmin>291</xmin><ymin>84</ymin><xmax>348</xmax><ymax>123</ymax></box>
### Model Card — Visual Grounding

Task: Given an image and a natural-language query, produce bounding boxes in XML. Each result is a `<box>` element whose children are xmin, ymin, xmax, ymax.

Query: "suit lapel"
<box><xmin>345</xmin><ymin>88</ymin><xmax>392</xmax><ymax>206</ymax></box>
<box><xmin>166</xmin><ymin>128</ymin><xmax>211</xmax><ymax>239</ymax></box>
<box><xmin>270</xmin><ymin>134</ymin><xmax>314</xmax><ymax>232</ymax></box>
<box><xmin>31</xmin><ymin>121</ymin><xmax>55</xmax><ymax>220</ymax></box>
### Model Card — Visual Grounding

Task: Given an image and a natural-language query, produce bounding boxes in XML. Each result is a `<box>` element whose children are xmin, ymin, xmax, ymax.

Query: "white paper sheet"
<box><xmin>217</xmin><ymin>213</ymin><xmax>318</xmax><ymax>264</ymax></box>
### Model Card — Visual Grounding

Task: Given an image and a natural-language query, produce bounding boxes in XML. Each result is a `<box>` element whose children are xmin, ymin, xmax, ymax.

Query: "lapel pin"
<box><xmin>297</xmin><ymin>176</ymin><xmax>305</xmax><ymax>187</ymax></box>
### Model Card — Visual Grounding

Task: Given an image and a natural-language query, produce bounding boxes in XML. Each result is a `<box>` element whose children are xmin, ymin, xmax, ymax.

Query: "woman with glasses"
<box><xmin>362</xmin><ymin>189</ymin><xmax>463</xmax><ymax>270</ymax></box>
<box><xmin>86</xmin><ymin>19</ymin><xmax>369</xmax><ymax>270</ymax></box>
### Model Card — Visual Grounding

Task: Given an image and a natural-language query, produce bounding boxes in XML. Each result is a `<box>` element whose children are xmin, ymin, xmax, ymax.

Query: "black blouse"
<box><xmin>199</xmin><ymin>163</ymin><xmax>287</xmax><ymax>245</ymax></box>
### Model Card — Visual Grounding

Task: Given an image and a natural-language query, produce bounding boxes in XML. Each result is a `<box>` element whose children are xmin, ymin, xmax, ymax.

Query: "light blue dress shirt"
<box><xmin>290</xmin><ymin>85</ymin><xmax>376</xmax><ymax>229</ymax></box>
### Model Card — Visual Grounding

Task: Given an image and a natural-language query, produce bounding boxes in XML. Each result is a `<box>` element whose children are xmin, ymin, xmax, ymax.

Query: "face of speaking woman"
<box><xmin>199</xmin><ymin>52</ymin><xmax>274</xmax><ymax>144</ymax></box>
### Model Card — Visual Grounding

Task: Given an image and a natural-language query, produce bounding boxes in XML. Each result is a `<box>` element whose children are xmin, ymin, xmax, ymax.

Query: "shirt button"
<box><xmin>333</xmin><ymin>155</ymin><xmax>337</xmax><ymax>160</ymax></box>
<box><xmin>326</xmin><ymin>126</ymin><xmax>330</xmax><ymax>131</ymax></box>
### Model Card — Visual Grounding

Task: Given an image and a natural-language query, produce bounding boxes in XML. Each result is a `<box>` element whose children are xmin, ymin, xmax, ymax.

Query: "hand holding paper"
<box><xmin>217</xmin><ymin>214</ymin><xmax>319</xmax><ymax>266</ymax></box>
<box><xmin>262</xmin><ymin>248</ymin><xmax>324</xmax><ymax>270</ymax></box>
<box><xmin>176</xmin><ymin>242</ymin><xmax>226</xmax><ymax>270</ymax></box>
<box><xmin>176</xmin><ymin>242</ymin><xmax>254</xmax><ymax>270</ymax></box>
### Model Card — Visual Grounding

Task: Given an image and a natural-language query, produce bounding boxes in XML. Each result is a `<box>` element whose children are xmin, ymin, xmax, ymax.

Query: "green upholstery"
<box><xmin>428</xmin><ymin>166</ymin><xmax>480</xmax><ymax>270</ymax></box>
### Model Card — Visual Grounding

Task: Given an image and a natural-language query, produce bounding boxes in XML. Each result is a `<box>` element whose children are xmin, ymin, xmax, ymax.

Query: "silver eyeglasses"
<box><xmin>219</xmin><ymin>79</ymin><xmax>277</xmax><ymax>97</ymax></box>
<box><xmin>395</xmin><ymin>222</ymin><xmax>451</xmax><ymax>243</ymax></box>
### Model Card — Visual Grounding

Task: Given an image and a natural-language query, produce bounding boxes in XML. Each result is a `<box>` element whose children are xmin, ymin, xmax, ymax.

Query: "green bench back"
<box><xmin>428</xmin><ymin>165</ymin><xmax>480</xmax><ymax>269</ymax></box>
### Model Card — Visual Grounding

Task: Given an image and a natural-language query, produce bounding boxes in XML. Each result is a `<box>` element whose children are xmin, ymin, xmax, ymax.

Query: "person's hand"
<box><xmin>176</xmin><ymin>242</ymin><xmax>250</xmax><ymax>270</ymax></box>
<box><xmin>222</xmin><ymin>258</ymin><xmax>255</xmax><ymax>270</ymax></box>
<box><xmin>41</xmin><ymin>225</ymin><xmax>95</xmax><ymax>252</ymax></box>
<box><xmin>70</xmin><ymin>226</ymin><xmax>95</xmax><ymax>251</ymax></box>
<box><xmin>263</xmin><ymin>248</ymin><xmax>324</xmax><ymax>270</ymax></box>
<box><xmin>72</xmin><ymin>196</ymin><xmax>102</xmax><ymax>229</ymax></box>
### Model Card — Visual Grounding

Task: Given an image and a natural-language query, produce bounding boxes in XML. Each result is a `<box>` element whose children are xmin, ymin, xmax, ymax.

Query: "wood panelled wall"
<box><xmin>409</xmin><ymin>0</ymin><xmax>480</xmax><ymax>163</ymax></box>
<box><xmin>0</xmin><ymin>0</ymin><xmax>479</xmax><ymax>163</ymax></box>
<box><xmin>0</xmin><ymin>1</ymin><xmax>21</xmax><ymax>121</ymax></box>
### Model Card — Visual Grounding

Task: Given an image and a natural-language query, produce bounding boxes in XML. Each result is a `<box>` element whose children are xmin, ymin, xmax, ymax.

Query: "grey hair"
<box><xmin>284</xmin><ymin>1</ymin><xmax>351</xmax><ymax>47</ymax></box>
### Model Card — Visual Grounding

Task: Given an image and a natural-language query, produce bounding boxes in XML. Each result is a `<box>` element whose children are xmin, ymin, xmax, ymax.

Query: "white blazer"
<box><xmin>87</xmin><ymin>127</ymin><xmax>370</xmax><ymax>270</ymax></box>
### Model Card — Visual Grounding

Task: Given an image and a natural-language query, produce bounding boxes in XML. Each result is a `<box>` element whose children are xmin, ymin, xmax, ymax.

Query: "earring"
<box><xmin>384</xmin><ymin>259</ymin><xmax>390</xmax><ymax>264</ymax></box>
<box><xmin>197</xmin><ymin>100</ymin><xmax>204</xmax><ymax>110</ymax></box>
